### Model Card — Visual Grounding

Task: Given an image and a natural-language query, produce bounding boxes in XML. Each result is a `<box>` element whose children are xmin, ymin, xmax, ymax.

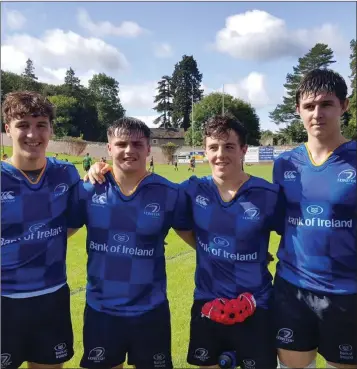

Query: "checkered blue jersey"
<box><xmin>68</xmin><ymin>172</ymin><xmax>190</xmax><ymax>317</ymax></box>
<box><xmin>1</xmin><ymin>158</ymin><xmax>80</xmax><ymax>295</ymax></box>
<box><xmin>273</xmin><ymin>141</ymin><xmax>357</xmax><ymax>294</ymax></box>
<box><xmin>180</xmin><ymin>175</ymin><xmax>281</xmax><ymax>309</ymax></box>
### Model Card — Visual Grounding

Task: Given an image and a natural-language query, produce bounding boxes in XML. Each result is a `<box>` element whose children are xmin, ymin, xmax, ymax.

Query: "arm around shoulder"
<box><xmin>174</xmin><ymin>229</ymin><xmax>196</xmax><ymax>249</ymax></box>
<box><xmin>66</xmin><ymin>179</ymin><xmax>88</xmax><ymax>234</ymax></box>
<box><xmin>172</xmin><ymin>181</ymin><xmax>196</xmax><ymax>248</ymax></box>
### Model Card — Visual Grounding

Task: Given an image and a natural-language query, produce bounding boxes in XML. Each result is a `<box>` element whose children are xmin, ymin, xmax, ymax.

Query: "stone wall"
<box><xmin>1</xmin><ymin>133</ymin><xmax>196</xmax><ymax>164</ymax></box>
<box><xmin>1</xmin><ymin>133</ymin><xmax>298</xmax><ymax>164</ymax></box>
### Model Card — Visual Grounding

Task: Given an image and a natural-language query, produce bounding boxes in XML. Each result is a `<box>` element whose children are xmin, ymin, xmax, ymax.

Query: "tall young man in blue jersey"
<box><xmin>68</xmin><ymin>117</ymin><xmax>192</xmax><ymax>369</ymax></box>
<box><xmin>273</xmin><ymin>69</ymin><xmax>356</xmax><ymax>369</ymax></box>
<box><xmin>1</xmin><ymin>92</ymin><xmax>79</xmax><ymax>369</ymax></box>
<box><xmin>180</xmin><ymin>115</ymin><xmax>281</xmax><ymax>369</ymax></box>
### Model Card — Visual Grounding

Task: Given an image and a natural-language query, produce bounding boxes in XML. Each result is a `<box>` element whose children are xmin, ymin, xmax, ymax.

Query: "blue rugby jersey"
<box><xmin>273</xmin><ymin>141</ymin><xmax>357</xmax><ymax>294</ymax></box>
<box><xmin>68</xmin><ymin>172</ymin><xmax>190</xmax><ymax>317</ymax></box>
<box><xmin>1</xmin><ymin>158</ymin><xmax>80</xmax><ymax>296</ymax></box>
<box><xmin>180</xmin><ymin>175</ymin><xmax>281</xmax><ymax>309</ymax></box>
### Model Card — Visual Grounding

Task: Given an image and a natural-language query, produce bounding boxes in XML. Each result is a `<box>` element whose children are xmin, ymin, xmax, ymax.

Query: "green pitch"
<box><xmin>2</xmin><ymin>147</ymin><xmax>324</xmax><ymax>368</ymax></box>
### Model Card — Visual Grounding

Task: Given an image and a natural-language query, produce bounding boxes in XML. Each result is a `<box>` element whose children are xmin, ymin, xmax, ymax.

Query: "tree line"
<box><xmin>266</xmin><ymin>41</ymin><xmax>356</xmax><ymax>143</ymax></box>
<box><xmin>1</xmin><ymin>40</ymin><xmax>356</xmax><ymax>145</ymax></box>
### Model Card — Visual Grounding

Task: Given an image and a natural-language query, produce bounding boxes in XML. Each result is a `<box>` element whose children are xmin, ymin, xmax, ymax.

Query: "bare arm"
<box><xmin>67</xmin><ymin>228</ymin><xmax>81</xmax><ymax>238</ymax></box>
<box><xmin>83</xmin><ymin>162</ymin><xmax>111</xmax><ymax>184</ymax></box>
<box><xmin>174</xmin><ymin>229</ymin><xmax>196</xmax><ymax>249</ymax></box>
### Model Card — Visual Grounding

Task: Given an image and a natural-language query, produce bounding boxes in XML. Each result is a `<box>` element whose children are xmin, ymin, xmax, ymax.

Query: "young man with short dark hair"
<box><xmin>181</xmin><ymin>115</ymin><xmax>281</xmax><ymax>369</ymax></box>
<box><xmin>68</xmin><ymin>117</ymin><xmax>192</xmax><ymax>369</ymax></box>
<box><xmin>1</xmin><ymin>91</ymin><xmax>79</xmax><ymax>369</ymax></box>
<box><xmin>273</xmin><ymin>69</ymin><xmax>356</xmax><ymax>369</ymax></box>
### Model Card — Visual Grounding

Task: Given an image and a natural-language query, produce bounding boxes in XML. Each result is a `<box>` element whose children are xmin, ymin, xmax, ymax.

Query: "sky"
<box><xmin>1</xmin><ymin>1</ymin><xmax>356</xmax><ymax>132</ymax></box>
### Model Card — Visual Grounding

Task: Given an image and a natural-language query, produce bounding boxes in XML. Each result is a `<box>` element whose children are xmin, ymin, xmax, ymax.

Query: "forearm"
<box><xmin>174</xmin><ymin>229</ymin><xmax>196</xmax><ymax>249</ymax></box>
<box><xmin>67</xmin><ymin>228</ymin><xmax>80</xmax><ymax>238</ymax></box>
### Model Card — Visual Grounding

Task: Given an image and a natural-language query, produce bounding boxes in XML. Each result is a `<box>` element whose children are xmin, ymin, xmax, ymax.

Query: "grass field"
<box><xmin>2</xmin><ymin>146</ymin><xmax>324</xmax><ymax>368</ymax></box>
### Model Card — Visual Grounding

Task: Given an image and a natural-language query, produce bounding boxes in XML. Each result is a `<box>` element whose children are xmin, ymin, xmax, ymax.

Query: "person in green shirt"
<box><xmin>82</xmin><ymin>153</ymin><xmax>92</xmax><ymax>172</ymax></box>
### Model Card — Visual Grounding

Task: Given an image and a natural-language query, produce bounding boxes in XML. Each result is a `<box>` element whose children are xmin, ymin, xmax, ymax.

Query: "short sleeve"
<box><xmin>66</xmin><ymin>180</ymin><xmax>87</xmax><ymax>229</ymax></box>
<box><xmin>272</xmin><ymin>157</ymin><xmax>282</xmax><ymax>185</ymax></box>
<box><xmin>172</xmin><ymin>181</ymin><xmax>193</xmax><ymax>231</ymax></box>
<box><xmin>268</xmin><ymin>186</ymin><xmax>286</xmax><ymax>235</ymax></box>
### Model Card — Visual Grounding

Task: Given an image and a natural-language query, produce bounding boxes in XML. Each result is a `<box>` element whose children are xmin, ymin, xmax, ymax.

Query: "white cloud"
<box><xmin>5</xmin><ymin>10</ymin><xmax>26</xmax><ymax>30</ymax></box>
<box><xmin>119</xmin><ymin>81</ymin><xmax>158</xmax><ymax>110</ymax></box>
<box><xmin>41</xmin><ymin>67</ymin><xmax>97</xmax><ymax>86</ymax></box>
<box><xmin>77</xmin><ymin>8</ymin><xmax>147</xmax><ymax>38</ymax></box>
<box><xmin>41</xmin><ymin>67</ymin><xmax>67</xmax><ymax>84</ymax></box>
<box><xmin>153</xmin><ymin>42</ymin><xmax>173</xmax><ymax>58</ymax></box>
<box><xmin>202</xmin><ymin>72</ymin><xmax>271</xmax><ymax>109</ymax></box>
<box><xmin>132</xmin><ymin>115</ymin><xmax>159</xmax><ymax>128</ymax></box>
<box><xmin>1</xmin><ymin>45</ymin><xmax>28</xmax><ymax>73</ymax></box>
<box><xmin>214</xmin><ymin>10</ymin><xmax>347</xmax><ymax>61</ymax></box>
<box><xmin>1</xmin><ymin>29</ymin><xmax>129</xmax><ymax>82</ymax></box>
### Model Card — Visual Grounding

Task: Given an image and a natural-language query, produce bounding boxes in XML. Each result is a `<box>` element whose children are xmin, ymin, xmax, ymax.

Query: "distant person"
<box><xmin>53</xmin><ymin>153</ymin><xmax>58</xmax><ymax>159</ymax></box>
<box><xmin>2</xmin><ymin>153</ymin><xmax>8</xmax><ymax>161</ymax></box>
<box><xmin>100</xmin><ymin>157</ymin><xmax>107</xmax><ymax>163</ymax></box>
<box><xmin>149</xmin><ymin>156</ymin><xmax>154</xmax><ymax>172</ymax></box>
<box><xmin>174</xmin><ymin>160</ymin><xmax>178</xmax><ymax>171</ymax></box>
<box><xmin>82</xmin><ymin>153</ymin><xmax>92</xmax><ymax>172</ymax></box>
<box><xmin>64</xmin><ymin>158</ymin><xmax>69</xmax><ymax>162</ymax></box>
<box><xmin>188</xmin><ymin>157</ymin><xmax>195</xmax><ymax>172</ymax></box>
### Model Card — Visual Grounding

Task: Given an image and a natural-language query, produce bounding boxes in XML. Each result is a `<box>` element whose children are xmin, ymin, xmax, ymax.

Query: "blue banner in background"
<box><xmin>259</xmin><ymin>146</ymin><xmax>274</xmax><ymax>161</ymax></box>
<box><xmin>273</xmin><ymin>148</ymin><xmax>291</xmax><ymax>159</ymax></box>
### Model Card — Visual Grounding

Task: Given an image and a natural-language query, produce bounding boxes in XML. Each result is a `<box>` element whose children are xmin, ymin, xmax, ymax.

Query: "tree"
<box><xmin>1</xmin><ymin>70</ymin><xmax>43</xmax><ymax>132</ymax></box>
<box><xmin>1</xmin><ymin>70</ymin><xmax>24</xmax><ymax>131</ymax></box>
<box><xmin>59</xmin><ymin>68</ymin><xmax>101</xmax><ymax>140</ymax></box>
<box><xmin>1</xmin><ymin>70</ymin><xmax>24</xmax><ymax>99</ymax></box>
<box><xmin>349</xmin><ymin>39</ymin><xmax>356</xmax><ymax>90</ymax></box>
<box><xmin>48</xmin><ymin>95</ymin><xmax>79</xmax><ymax>137</ymax></box>
<box><xmin>260</xmin><ymin>130</ymin><xmax>275</xmax><ymax>145</ymax></box>
<box><xmin>284</xmin><ymin>121</ymin><xmax>308</xmax><ymax>143</ymax></box>
<box><xmin>161</xmin><ymin>142</ymin><xmax>179</xmax><ymax>164</ymax></box>
<box><xmin>184</xmin><ymin>126</ymin><xmax>204</xmax><ymax>147</ymax></box>
<box><xmin>20</xmin><ymin>58</ymin><xmax>41</xmax><ymax>91</ymax></box>
<box><xmin>171</xmin><ymin>55</ymin><xmax>203</xmax><ymax>131</ymax></box>
<box><xmin>73</xmin><ymin>88</ymin><xmax>100</xmax><ymax>141</ymax></box>
<box><xmin>88</xmin><ymin>73</ymin><xmax>125</xmax><ymax>141</ymax></box>
<box><xmin>274</xmin><ymin>130</ymin><xmax>291</xmax><ymax>145</ymax></box>
<box><xmin>185</xmin><ymin>92</ymin><xmax>261</xmax><ymax>146</ymax></box>
<box><xmin>260</xmin><ymin>130</ymin><xmax>274</xmax><ymax>138</ymax></box>
<box><xmin>347</xmin><ymin>39</ymin><xmax>356</xmax><ymax>139</ymax></box>
<box><xmin>153</xmin><ymin>75</ymin><xmax>173</xmax><ymax>128</ymax></box>
<box><xmin>269</xmin><ymin>43</ymin><xmax>336</xmax><ymax>126</ymax></box>
<box><xmin>63</xmin><ymin>67</ymin><xmax>82</xmax><ymax>96</ymax></box>
<box><xmin>22</xmin><ymin>58</ymin><xmax>38</xmax><ymax>81</ymax></box>
<box><xmin>40</xmin><ymin>83</ymin><xmax>62</xmax><ymax>97</ymax></box>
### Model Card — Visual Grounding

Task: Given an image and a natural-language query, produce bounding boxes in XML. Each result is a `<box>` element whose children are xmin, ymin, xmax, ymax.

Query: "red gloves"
<box><xmin>201</xmin><ymin>292</ymin><xmax>256</xmax><ymax>325</ymax></box>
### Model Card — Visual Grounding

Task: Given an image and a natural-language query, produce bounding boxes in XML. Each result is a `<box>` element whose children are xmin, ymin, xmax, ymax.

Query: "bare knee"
<box><xmin>278</xmin><ymin>348</ymin><xmax>317</xmax><ymax>368</ymax></box>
